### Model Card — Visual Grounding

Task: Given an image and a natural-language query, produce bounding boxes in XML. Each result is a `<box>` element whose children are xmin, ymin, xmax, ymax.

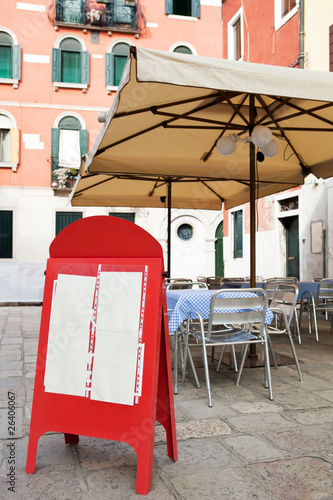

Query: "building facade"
<box><xmin>0</xmin><ymin>0</ymin><xmax>332</xmax><ymax>302</ymax></box>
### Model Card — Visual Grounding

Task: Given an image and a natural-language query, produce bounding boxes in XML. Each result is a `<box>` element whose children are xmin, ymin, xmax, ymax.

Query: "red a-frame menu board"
<box><xmin>26</xmin><ymin>216</ymin><xmax>177</xmax><ymax>495</ymax></box>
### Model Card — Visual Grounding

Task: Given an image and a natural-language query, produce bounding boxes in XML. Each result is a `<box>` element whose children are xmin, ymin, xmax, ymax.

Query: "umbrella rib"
<box><xmin>72</xmin><ymin>175</ymin><xmax>117</xmax><ymax>196</ymax></box>
<box><xmin>114</xmin><ymin>92</ymin><xmax>224</xmax><ymax>118</ymax></box>
<box><xmin>96</xmin><ymin>117</ymin><xmax>179</xmax><ymax>155</ymax></box>
<box><xmin>270</xmin><ymin>98</ymin><xmax>333</xmax><ymax>127</ymax></box>
<box><xmin>202</xmin><ymin>93</ymin><xmax>249</xmax><ymax>162</ymax></box>
<box><xmin>255</xmin><ymin>94</ymin><xmax>307</xmax><ymax>171</ymax></box>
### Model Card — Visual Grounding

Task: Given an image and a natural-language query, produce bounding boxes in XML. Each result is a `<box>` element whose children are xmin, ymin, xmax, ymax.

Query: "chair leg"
<box><xmin>216</xmin><ymin>346</ymin><xmax>238</xmax><ymax>373</ymax></box>
<box><xmin>294</xmin><ymin>308</ymin><xmax>301</xmax><ymax>344</ymax></box>
<box><xmin>286</xmin><ymin>327</ymin><xmax>303</xmax><ymax>382</ymax></box>
<box><xmin>311</xmin><ymin>297</ymin><xmax>319</xmax><ymax>341</ymax></box>
<box><xmin>201</xmin><ymin>339</ymin><xmax>213</xmax><ymax>407</ymax></box>
<box><xmin>216</xmin><ymin>346</ymin><xmax>225</xmax><ymax>372</ymax></box>
<box><xmin>263</xmin><ymin>335</ymin><xmax>273</xmax><ymax>400</ymax></box>
<box><xmin>236</xmin><ymin>344</ymin><xmax>248</xmax><ymax>386</ymax></box>
<box><xmin>267</xmin><ymin>334</ymin><xmax>278</xmax><ymax>369</ymax></box>
<box><xmin>187</xmin><ymin>347</ymin><xmax>201</xmax><ymax>388</ymax></box>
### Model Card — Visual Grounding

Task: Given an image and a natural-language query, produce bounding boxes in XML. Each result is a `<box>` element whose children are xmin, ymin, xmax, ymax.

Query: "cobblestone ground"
<box><xmin>1</xmin><ymin>305</ymin><xmax>333</xmax><ymax>499</ymax></box>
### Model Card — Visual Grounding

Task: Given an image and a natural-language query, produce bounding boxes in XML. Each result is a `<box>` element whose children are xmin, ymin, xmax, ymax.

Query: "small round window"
<box><xmin>177</xmin><ymin>223</ymin><xmax>193</xmax><ymax>241</ymax></box>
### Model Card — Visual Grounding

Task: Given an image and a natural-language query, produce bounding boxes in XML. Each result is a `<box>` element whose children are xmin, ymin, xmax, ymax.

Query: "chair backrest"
<box><xmin>166</xmin><ymin>278</ymin><xmax>192</xmax><ymax>289</ymax></box>
<box><xmin>222</xmin><ymin>277</ymin><xmax>246</xmax><ymax>282</ymax></box>
<box><xmin>167</xmin><ymin>280</ymin><xmax>208</xmax><ymax>290</ymax></box>
<box><xmin>316</xmin><ymin>278</ymin><xmax>333</xmax><ymax>303</ymax></box>
<box><xmin>207</xmin><ymin>288</ymin><xmax>268</xmax><ymax>340</ymax></box>
<box><xmin>244</xmin><ymin>276</ymin><xmax>263</xmax><ymax>282</ymax></box>
<box><xmin>269</xmin><ymin>283</ymin><xmax>299</xmax><ymax>327</ymax></box>
<box><xmin>264</xmin><ymin>277</ymin><xmax>297</xmax><ymax>295</ymax></box>
<box><xmin>206</xmin><ymin>276</ymin><xmax>223</xmax><ymax>289</ymax></box>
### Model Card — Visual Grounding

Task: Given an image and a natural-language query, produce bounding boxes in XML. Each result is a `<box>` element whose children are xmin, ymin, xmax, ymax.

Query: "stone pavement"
<box><xmin>0</xmin><ymin>305</ymin><xmax>333</xmax><ymax>499</ymax></box>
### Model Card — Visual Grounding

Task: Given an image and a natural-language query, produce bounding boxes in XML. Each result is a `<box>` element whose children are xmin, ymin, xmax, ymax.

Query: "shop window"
<box><xmin>56</xmin><ymin>211</ymin><xmax>82</xmax><ymax>235</ymax></box>
<box><xmin>109</xmin><ymin>212</ymin><xmax>135</xmax><ymax>223</ymax></box>
<box><xmin>0</xmin><ymin>210</ymin><xmax>13</xmax><ymax>258</ymax></box>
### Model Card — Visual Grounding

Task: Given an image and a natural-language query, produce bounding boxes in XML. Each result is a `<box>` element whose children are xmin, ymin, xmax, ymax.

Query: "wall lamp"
<box><xmin>216</xmin><ymin>125</ymin><xmax>278</xmax><ymax>160</ymax></box>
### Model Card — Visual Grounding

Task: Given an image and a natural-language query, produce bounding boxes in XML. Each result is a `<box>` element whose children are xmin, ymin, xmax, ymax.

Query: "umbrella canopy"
<box><xmin>71</xmin><ymin>47</ymin><xmax>333</xmax><ymax>280</ymax></box>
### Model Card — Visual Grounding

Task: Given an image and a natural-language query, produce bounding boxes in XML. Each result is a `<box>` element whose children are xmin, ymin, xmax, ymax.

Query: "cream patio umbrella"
<box><xmin>71</xmin><ymin>47</ymin><xmax>333</xmax><ymax>281</ymax></box>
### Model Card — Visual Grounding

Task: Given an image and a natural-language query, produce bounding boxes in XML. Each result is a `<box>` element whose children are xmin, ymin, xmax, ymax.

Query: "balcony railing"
<box><xmin>48</xmin><ymin>0</ymin><xmax>140</xmax><ymax>32</ymax></box>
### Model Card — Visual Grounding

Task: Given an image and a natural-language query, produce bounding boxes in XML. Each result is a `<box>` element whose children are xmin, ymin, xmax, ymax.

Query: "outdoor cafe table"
<box><xmin>227</xmin><ymin>281</ymin><xmax>319</xmax><ymax>299</ymax></box>
<box><xmin>166</xmin><ymin>288</ymin><xmax>274</xmax><ymax>394</ymax></box>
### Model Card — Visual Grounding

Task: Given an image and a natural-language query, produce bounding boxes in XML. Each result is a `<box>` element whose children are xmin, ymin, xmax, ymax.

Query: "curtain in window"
<box><xmin>59</xmin><ymin>129</ymin><xmax>81</xmax><ymax>168</ymax></box>
<box><xmin>0</xmin><ymin>129</ymin><xmax>10</xmax><ymax>162</ymax></box>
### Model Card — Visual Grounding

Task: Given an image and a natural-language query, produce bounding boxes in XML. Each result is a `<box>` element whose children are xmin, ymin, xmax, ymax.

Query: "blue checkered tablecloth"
<box><xmin>167</xmin><ymin>289</ymin><xmax>274</xmax><ymax>334</ymax></box>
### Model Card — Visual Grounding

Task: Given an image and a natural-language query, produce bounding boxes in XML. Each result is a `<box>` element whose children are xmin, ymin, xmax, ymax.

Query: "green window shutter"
<box><xmin>105</xmin><ymin>52</ymin><xmax>114</xmax><ymax>86</ymax></box>
<box><xmin>192</xmin><ymin>0</ymin><xmax>200</xmax><ymax>18</ymax></box>
<box><xmin>56</xmin><ymin>212</ymin><xmax>82</xmax><ymax>236</ymax></box>
<box><xmin>81</xmin><ymin>51</ymin><xmax>89</xmax><ymax>85</ymax></box>
<box><xmin>12</xmin><ymin>45</ymin><xmax>21</xmax><ymax>80</ymax></box>
<box><xmin>51</xmin><ymin>128</ymin><xmax>59</xmax><ymax>172</ymax></box>
<box><xmin>165</xmin><ymin>0</ymin><xmax>173</xmax><ymax>14</ymax></box>
<box><xmin>80</xmin><ymin>129</ymin><xmax>88</xmax><ymax>156</ymax></box>
<box><xmin>52</xmin><ymin>48</ymin><xmax>60</xmax><ymax>82</ymax></box>
<box><xmin>109</xmin><ymin>212</ymin><xmax>135</xmax><ymax>223</ymax></box>
<box><xmin>0</xmin><ymin>211</ymin><xmax>13</xmax><ymax>258</ymax></box>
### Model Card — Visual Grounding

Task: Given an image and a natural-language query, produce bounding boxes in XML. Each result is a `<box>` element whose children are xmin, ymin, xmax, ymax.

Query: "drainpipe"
<box><xmin>299</xmin><ymin>0</ymin><xmax>305</xmax><ymax>68</ymax></box>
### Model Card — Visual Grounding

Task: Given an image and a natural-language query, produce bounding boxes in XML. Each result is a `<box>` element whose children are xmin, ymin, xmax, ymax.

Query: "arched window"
<box><xmin>0</xmin><ymin>30</ymin><xmax>21</xmax><ymax>87</ymax></box>
<box><xmin>52</xmin><ymin>36</ymin><xmax>89</xmax><ymax>91</ymax></box>
<box><xmin>0</xmin><ymin>111</ymin><xmax>19</xmax><ymax>171</ymax></box>
<box><xmin>173</xmin><ymin>45</ymin><xmax>193</xmax><ymax>55</ymax></box>
<box><xmin>105</xmin><ymin>42</ymin><xmax>131</xmax><ymax>90</ymax></box>
<box><xmin>51</xmin><ymin>115</ymin><xmax>87</xmax><ymax>188</ymax></box>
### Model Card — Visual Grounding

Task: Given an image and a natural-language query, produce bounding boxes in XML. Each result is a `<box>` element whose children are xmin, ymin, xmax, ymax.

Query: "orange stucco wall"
<box><xmin>1</xmin><ymin>1</ymin><xmax>223</xmax><ymax>189</ymax></box>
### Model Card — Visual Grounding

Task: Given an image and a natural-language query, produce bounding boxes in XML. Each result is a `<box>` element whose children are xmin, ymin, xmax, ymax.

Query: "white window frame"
<box><xmin>0</xmin><ymin>27</ymin><xmax>19</xmax><ymax>88</ymax></box>
<box><xmin>106</xmin><ymin>39</ymin><xmax>133</xmax><ymax>93</ymax></box>
<box><xmin>169</xmin><ymin>41</ymin><xmax>197</xmax><ymax>55</ymax></box>
<box><xmin>227</xmin><ymin>7</ymin><xmax>244</xmax><ymax>61</ymax></box>
<box><xmin>0</xmin><ymin>110</ymin><xmax>18</xmax><ymax>171</ymax></box>
<box><xmin>53</xmin><ymin>34</ymin><xmax>88</xmax><ymax>92</ymax></box>
<box><xmin>274</xmin><ymin>0</ymin><xmax>299</xmax><ymax>31</ymax></box>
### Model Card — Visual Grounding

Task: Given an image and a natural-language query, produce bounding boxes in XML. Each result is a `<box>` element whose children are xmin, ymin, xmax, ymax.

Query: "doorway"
<box><xmin>281</xmin><ymin>215</ymin><xmax>299</xmax><ymax>280</ymax></box>
<box><xmin>215</xmin><ymin>221</ymin><xmax>224</xmax><ymax>276</ymax></box>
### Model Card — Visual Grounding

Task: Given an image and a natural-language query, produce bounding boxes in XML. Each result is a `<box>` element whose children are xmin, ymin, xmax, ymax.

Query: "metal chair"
<box><xmin>266</xmin><ymin>284</ymin><xmax>303</xmax><ymax>382</ymax></box>
<box><xmin>264</xmin><ymin>277</ymin><xmax>301</xmax><ymax>343</ymax></box>
<box><xmin>167</xmin><ymin>281</ymin><xmax>208</xmax><ymax>290</ymax></box>
<box><xmin>181</xmin><ymin>288</ymin><xmax>272</xmax><ymax>407</ymax></box>
<box><xmin>206</xmin><ymin>276</ymin><xmax>223</xmax><ymax>289</ymax></box>
<box><xmin>299</xmin><ymin>278</ymin><xmax>333</xmax><ymax>341</ymax></box>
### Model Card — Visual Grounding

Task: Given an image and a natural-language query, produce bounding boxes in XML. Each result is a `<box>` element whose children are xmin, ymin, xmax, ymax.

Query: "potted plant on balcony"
<box><xmin>52</xmin><ymin>167</ymin><xmax>78</xmax><ymax>189</ymax></box>
<box><xmin>86</xmin><ymin>8</ymin><xmax>103</xmax><ymax>25</ymax></box>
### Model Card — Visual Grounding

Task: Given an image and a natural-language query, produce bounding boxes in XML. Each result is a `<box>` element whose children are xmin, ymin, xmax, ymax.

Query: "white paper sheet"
<box><xmin>44</xmin><ymin>274</ymin><xmax>96</xmax><ymax>396</ymax></box>
<box><xmin>91</xmin><ymin>271</ymin><xmax>143</xmax><ymax>405</ymax></box>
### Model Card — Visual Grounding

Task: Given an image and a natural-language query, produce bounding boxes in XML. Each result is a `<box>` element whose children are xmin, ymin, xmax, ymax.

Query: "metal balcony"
<box><xmin>48</xmin><ymin>0</ymin><xmax>140</xmax><ymax>33</ymax></box>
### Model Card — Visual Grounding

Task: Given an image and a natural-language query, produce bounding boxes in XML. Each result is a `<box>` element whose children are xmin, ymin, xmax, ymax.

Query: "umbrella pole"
<box><xmin>249</xmin><ymin>95</ymin><xmax>256</xmax><ymax>289</ymax></box>
<box><xmin>167</xmin><ymin>180</ymin><xmax>171</xmax><ymax>277</ymax></box>
<box><xmin>249</xmin><ymin>96</ymin><xmax>258</xmax><ymax>358</ymax></box>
